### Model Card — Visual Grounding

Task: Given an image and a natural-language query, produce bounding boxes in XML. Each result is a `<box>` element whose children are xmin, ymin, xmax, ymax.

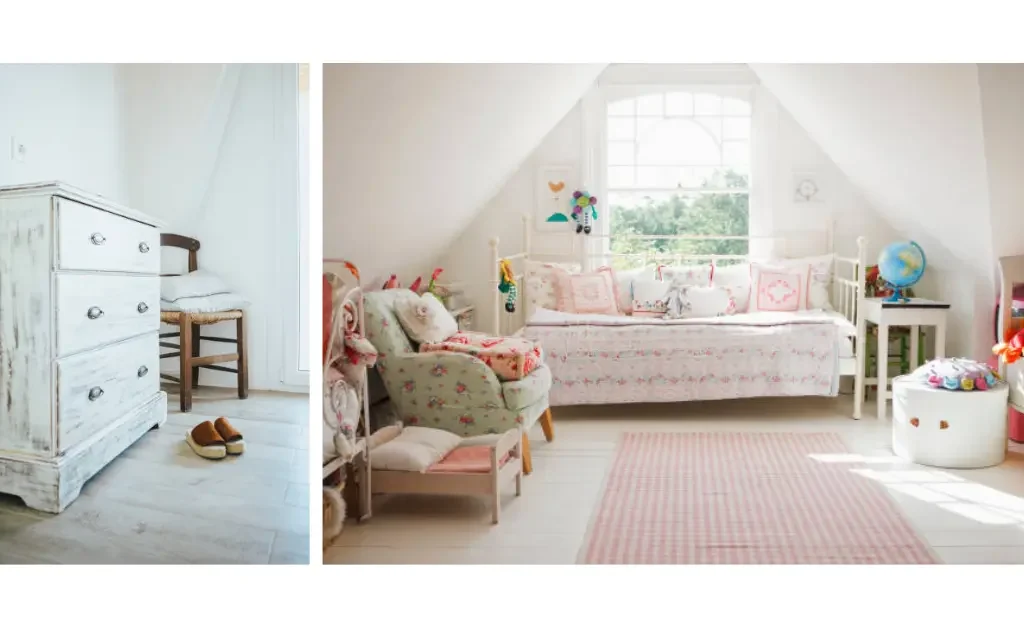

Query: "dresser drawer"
<box><xmin>55</xmin><ymin>274</ymin><xmax>160</xmax><ymax>357</ymax></box>
<box><xmin>55</xmin><ymin>198</ymin><xmax>160</xmax><ymax>274</ymax></box>
<box><xmin>55</xmin><ymin>332</ymin><xmax>160</xmax><ymax>454</ymax></box>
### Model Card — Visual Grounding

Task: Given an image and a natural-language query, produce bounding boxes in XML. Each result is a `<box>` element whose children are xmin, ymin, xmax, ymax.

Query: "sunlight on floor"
<box><xmin>813</xmin><ymin>453</ymin><xmax>1024</xmax><ymax>527</ymax></box>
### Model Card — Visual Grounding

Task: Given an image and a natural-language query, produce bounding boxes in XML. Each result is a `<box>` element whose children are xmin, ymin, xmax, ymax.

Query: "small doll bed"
<box><xmin>369</xmin><ymin>425</ymin><xmax>523</xmax><ymax>524</ymax></box>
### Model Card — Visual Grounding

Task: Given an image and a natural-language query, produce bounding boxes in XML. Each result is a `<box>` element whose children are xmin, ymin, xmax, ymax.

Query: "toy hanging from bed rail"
<box><xmin>546</xmin><ymin>189</ymin><xmax>598</xmax><ymax>235</ymax></box>
<box><xmin>498</xmin><ymin>259</ymin><xmax>517</xmax><ymax>313</ymax></box>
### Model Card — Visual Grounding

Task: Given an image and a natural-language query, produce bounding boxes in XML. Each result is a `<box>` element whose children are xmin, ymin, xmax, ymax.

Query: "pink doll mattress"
<box><xmin>419</xmin><ymin>331</ymin><xmax>541</xmax><ymax>381</ymax></box>
<box><xmin>427</xmin><ymin>445</ymin><xmax>513</xmax><ymax>474</ymax></box>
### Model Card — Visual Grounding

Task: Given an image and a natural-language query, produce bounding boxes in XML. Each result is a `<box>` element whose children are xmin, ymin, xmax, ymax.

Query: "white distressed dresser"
<box><xmin>0</xmin><ymin>182</ymin><xmax>168</xmax><ymax>513</ymax></box>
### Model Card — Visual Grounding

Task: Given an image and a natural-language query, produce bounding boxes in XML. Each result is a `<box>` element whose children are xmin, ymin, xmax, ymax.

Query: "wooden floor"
<box><xmin>325</xmin><ymin>396</ymin><xmax>1024</xmax><ymax>564</ymax></box>
<box><xmin>0</xmin><ymin>386</ymin><xmax>310</xmax><ymax>564</ymax></box>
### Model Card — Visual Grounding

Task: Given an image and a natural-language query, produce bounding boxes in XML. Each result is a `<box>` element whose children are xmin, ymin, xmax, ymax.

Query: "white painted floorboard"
<box><xmin>0</xmin><ymin>387</ymin><xmax>310</xmax><ymax>565</ymax></box>
<box><xmin>325</xmin><ymin>396</ymin><xmax>1024</xmax><ymax>565</ymax></box>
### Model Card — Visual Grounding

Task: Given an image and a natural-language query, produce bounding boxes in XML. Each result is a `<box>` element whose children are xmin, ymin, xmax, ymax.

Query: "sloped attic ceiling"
<box><xmin>751</xmin><ymin>64</ymin><xmax>996</xmax><ymax>358</ymax></box>
<box><xmin>323</xmin><ymin>63</ymin><xmax>606</xmax><ymax>284</ymax></box>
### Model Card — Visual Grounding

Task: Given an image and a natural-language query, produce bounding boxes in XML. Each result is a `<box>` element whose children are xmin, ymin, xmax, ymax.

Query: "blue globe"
<box><xmin>878</xmin><ymin>241</ymin><xmax>926</xmax><ymax>302</ymax></box>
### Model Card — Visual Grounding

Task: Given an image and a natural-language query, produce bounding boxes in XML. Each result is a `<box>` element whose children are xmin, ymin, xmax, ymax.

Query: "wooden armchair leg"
<box><xmin>540</xmin><ymin>408</ymin><xmax>555</xmax><ymax>442</ymax></box>
<box><xmin>236</xmin><ymin>316</ymin><xmax>249</xmax><ymax>400</ymax></box>
<box><xmin>191</xmin><ymin>322</ymin><xmax>201</xmax><ymax>388</ymax></box>
<box><xmin>179</xmin><ymin>314</ymin><xmax>194</xmax><ymax>412</ymax></box>
<box><xmin>521</xmin><ymin>433</ymin><xmax>532</xmax><ymax>475</ymax></box>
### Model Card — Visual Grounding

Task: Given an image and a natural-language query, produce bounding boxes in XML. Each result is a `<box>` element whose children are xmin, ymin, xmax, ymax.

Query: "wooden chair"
<box><xmin>160</xmin><ymin>234</ymin><xmax>248</xmax><ymax>412</ymax></box>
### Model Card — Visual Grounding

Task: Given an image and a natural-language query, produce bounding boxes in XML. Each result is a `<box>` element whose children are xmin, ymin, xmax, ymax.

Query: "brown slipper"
<box><xmin>186</xmin><ymin>421</ymin><xmax>227</xmax><ymax>460</ymax></box>
<box><xmin>214</xmin><ymin>417</ymin><xmax>245</xmax><ymax>455</ymax></box>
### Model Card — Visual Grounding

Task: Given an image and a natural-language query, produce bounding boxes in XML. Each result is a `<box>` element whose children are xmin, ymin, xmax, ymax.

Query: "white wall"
<box><xmin>323</xmin><ymin>63</ymin><xmax>606</xmax><ymax>286</ymax></box>
<box><xmin>441</xmin><ymin>66</ymin><xmax>897</xmax><ymax>330</ymax></box>
<box><xmin>752</xmin><ymin>64</ymin><xmax>995</xmax><ymax>358</ymax></box>
<box><xmin>0</xmin><ymin>64</ymin><xmax>126</xmax><ymax>201</ymax></box>
<box><xmin>121</xmin><ymin>64</ymin><xmax>306</xmax><ymax>392</ymax></box>
<box><xmin>978</xmin><ymin>64</ymin><xmax>1024</xmax><ymax>263</ymax></box>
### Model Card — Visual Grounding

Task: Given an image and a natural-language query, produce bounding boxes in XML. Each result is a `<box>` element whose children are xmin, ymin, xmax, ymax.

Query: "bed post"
<box><xmin>853</xmin><ymin>236</ymin><xmax>867</xmax><ymax>420</ymax></box>
<box><xmin>490</xmin><ymin>236</ymin><xmax>501</xmax><ymax>336</ymax></box>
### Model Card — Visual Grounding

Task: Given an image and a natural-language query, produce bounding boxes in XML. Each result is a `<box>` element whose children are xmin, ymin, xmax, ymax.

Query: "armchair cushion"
<box><xmin>501</xmin><ymin>364</ymin><xmax>552</xmax><ymax>411</ymax></box>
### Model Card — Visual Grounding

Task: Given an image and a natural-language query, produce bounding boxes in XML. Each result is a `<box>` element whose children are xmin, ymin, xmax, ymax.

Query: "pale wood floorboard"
<box><xmin>325</xmin><ymin>395</ymin><xmax>1024</xmax><ymax>565</ymax></box>
<box><xmin>0</xmin><ymin>386</ymin><xmax>310</xmax><ymax>564</ymax></box>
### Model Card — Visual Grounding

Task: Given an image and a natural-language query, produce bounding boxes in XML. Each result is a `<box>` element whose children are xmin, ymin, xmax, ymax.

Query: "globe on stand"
<box><xmin>877</xmin><ymin>241</ymin><xmax>926</xmax><ymax>303</ymax></box>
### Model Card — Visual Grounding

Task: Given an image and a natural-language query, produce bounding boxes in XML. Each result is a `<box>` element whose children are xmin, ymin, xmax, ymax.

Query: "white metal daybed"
<box><xmin>488</xmin><ymin>217</ymin><xmax>871</xmax><ymax>418</ymax></box>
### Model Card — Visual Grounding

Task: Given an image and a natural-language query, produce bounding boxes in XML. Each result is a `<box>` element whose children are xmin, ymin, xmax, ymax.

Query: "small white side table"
<box><xmin>855</xmin><ymin>298</ymin><xmax>950</xmax><ymax>420</ymax></box>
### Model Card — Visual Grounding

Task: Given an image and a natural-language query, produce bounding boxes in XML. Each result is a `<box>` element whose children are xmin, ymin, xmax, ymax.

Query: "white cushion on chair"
<box><xmin>162</xmin><ymin>269</ymin><xmax>231</xmax><ymax>302</ymax></box>
<box><xmin>394</xmin><ymin>292</ymin><xmax>458</xmax><ymax>344</ymax></box>
<box><xmin>160</xmin><ymin>293</ymin><xmax>251</xmax><ymax>313</ymax></box>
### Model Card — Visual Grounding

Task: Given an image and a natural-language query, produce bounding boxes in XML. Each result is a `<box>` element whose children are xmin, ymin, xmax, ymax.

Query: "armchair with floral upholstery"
<box><xmin>363</xmin><ymin>289</ymin><xmax>554</xmax><ymax>473</ymax></box>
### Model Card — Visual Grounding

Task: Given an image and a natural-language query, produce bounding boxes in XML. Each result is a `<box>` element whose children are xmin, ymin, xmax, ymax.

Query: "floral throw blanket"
<box><xmin>419</xmin><ymin>331</ymin><xmax>542</xmax><ymax>381</ymax></box>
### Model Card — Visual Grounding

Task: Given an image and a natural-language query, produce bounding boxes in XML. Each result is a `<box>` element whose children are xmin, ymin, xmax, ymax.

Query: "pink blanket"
<box><xmin>419</xmin><ymin>331</ymin><xmax>541</xmax><ymax>381</ymax></box>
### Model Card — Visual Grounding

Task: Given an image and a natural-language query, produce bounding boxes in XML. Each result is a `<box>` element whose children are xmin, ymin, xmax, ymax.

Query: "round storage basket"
<box><xmin>892</xmin><ymin>375</ymin><xmax>1009</xmax><ymax>468</ymax></box>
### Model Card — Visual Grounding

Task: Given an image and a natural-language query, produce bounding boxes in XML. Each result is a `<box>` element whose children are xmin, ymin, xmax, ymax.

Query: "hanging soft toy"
<box><xmin>571</xmin><ymin>190</ymin><xmax>598</xmax><ymax>234</ymax></box>
<box><xmin>498</xmin><ymin>259</ymin><xmax>517</xmax><ymax>313</ymax></box>
<box><xmin>546</xmin><ymin>189</ymin><xmax>599</xmax><ymax>234</ymax></box>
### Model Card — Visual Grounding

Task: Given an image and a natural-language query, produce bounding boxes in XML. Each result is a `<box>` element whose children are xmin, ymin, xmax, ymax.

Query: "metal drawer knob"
<box><xmin>137</xmin><ymin>302</ymin><xmax>149</xmax><ymax>314</ymax></box>
<box><xmin>87</xmin><ymin>306</ymin><xmax>104</xmax><ymax>320</ymax></box>
<box><xmin>88</xmin><ymin>387</ymin><xmax>104</xmax><ymax>401</ymax></box>
<box><xmin>137</xmin><ymin>365</ymin><xmax>148</xmax><ymax>378</ymax></box>
<box><xmin>139</xmin><ymin>242</ymin><xmax>150</xmax><ymax>253</ymax></box>
<box><xmin>90</xmin><ymin>232</ymin><xmax>106</xmax><ymax>245</ymax></box>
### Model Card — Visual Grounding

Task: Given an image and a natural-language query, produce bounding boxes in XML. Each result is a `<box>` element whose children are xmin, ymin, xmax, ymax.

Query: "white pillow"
<box><xmin>783</xmin><ymin>254</ymin><xmax>834</xmax><ymax>310</ymax></box>
<box><xmin>631</xmin><ymin>279</ymin><xmax>669</xmax><ymax>318</ymax></box>
<box><xmin>161</xmin><ymin>270</ymin><xmax>231</xmax><ymax>302</ymax></box>
<box><xmin>524</xmin><ymin>260</ymin><xmax>581</xmax><ymax>312</ymax></box>
<box><xmin>748</xmin><ymin>261</ymin><xmax>811</xmax><ymax>313</ymax></box>
<box><xmin>370</xmin><ymin>426</ymin><xmax>462</xmax><ymax>472</ymax></box>
<box><xmin>395</xmin><ymin>292</ymin><xmax>457</xmax><ymax>344</ymax></box>
<box><xmin>711</xmin><ymin>262</ymin><xmax>751</xmax><ymax>313</ymax></box>
<box><xmin>665</xmin><ymin>285</ymin><xmax>733</xmax><ymax>319</ymax></box>
<box><xmin>656</xmin><ymin>263</ymin><xmax>713</xmax><ymax>287</ymax></box>
<box><xmin>613</xmin><ymin>267</ymin><xmax>653</xmax><ymax>314</ymax></box>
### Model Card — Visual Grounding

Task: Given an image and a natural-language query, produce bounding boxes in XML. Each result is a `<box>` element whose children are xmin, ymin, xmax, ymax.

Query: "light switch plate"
<box><xmin>10</xmin><ymin>137</ymin><xmax>26</xmax><ymax>163</ymax></box>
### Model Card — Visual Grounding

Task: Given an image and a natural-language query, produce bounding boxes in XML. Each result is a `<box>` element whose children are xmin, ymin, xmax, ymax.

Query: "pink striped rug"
<box><xmin>579</xmin><ymin>432</ymin><xmax>936</xmax><ymax>564</ymax></box>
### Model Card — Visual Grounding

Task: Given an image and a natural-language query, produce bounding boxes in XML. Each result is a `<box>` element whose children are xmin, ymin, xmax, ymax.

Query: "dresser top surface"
<box><xmin>0</xmin><ymin>181</ymin><xmax>165</xmax><ymax>228</ymax></box>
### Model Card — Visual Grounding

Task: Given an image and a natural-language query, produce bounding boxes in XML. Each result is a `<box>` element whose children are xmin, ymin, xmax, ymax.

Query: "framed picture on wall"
<box><xmin>535</xmin><ymin>164</ymin><xmax>577</xmax><ymax>231</ymax></box>
<box><xmin>792</xmin><ymin>170</ymin><xmax>824</xmax><ymax>204</ymax></box>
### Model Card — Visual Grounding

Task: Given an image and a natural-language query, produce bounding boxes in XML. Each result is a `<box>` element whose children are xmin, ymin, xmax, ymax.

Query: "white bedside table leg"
<box><xmin>910</xmin><ymin>324</ymin><xmax>920</xmax><ymax>369</ymax></box>
<box><xmin>854</xmin><ymin>317</ymin><xmax>867</xmax><ymax>419</ymax></box>
<box><xmin>877</xmin><ymin>323</ymin><xmax>889</xmax><ymax>420</ymax></box>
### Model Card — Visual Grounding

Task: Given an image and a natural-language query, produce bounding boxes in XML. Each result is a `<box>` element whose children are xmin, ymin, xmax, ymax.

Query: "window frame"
<box><xmin>588</xmin><ymin>82</ymin><xmax>756</xmax><ymax>264</ymax></box>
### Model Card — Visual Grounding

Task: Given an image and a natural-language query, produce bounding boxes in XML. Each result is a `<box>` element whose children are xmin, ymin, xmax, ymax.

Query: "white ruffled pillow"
<box><xmin>394</xmin><ymin>292</ymin><xmax>458</xmax><ymax>344</ymax></box>
<box><xmin>665</xmin><ymin>285</ymin><xmax>733</xmax><ymax>319</ymax></box>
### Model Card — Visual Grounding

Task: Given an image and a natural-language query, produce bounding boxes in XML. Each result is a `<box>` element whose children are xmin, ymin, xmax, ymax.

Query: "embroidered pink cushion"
<box><xmin>427</xmin><ymin>445</ymin><xmax>512</xmax><ymax>474</ymax></box>
<box><xmin>749</xmin><ymin>262</ymin><xmax>810</xmax><ymax>313</ymax></box>
<box><xmin>419</xmin><ymin>331</ymin><xmax>541</xmax><ymax>381</ymax></box>
<box><xmin>553</xmin><ymin>266</ymin><xmax>620</xmax><ymax>315</ymax></box>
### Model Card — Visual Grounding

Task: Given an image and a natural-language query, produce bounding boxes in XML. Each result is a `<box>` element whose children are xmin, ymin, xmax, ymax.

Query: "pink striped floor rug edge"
<box><xmin>578</xmin><ymin>432</ymin><xmax>937</xmax><ymax>564</ymax></box>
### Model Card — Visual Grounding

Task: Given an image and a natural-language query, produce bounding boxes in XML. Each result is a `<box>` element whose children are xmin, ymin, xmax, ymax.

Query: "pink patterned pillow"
<box><xmin>553</xmin><ymin>266</ymin><xmax>620</xmax><ymax>315</ymax></box>
<box><xmin>749</xmin><ymin>262</ymin><xmax>810</xmax><ymax>313</ymax></box>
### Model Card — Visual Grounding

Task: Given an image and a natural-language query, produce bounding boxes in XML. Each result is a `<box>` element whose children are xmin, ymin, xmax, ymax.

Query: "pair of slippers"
<box><xmin>186</xmin><ymin>417</ymin><xmax>245</xmax><ymax>460</ymax></box>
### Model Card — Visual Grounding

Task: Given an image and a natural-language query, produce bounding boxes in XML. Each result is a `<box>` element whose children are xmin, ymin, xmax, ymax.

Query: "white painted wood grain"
<box><xmin>0</xmin><ymin>194</ymin><xmax>55</xmax><ymax>456</ymax></box>
<box><xmin>0</xmin><ymin>182</ymin><xmax>165</xmax><ymax>229</ymax></box>
<box><xmin>56</xmin><ymin>333</ymin><xmax>160</xmax><ymax>453</ymax></box>
<box><xmin>55</xmin><ymin>198</ymin><xmax>160</xmax><ymax>274</ymax></box>
<box><xmin>54</xmin><ymin>273</ymin><xmax>159</xmax><ymax>357</ymax></box>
